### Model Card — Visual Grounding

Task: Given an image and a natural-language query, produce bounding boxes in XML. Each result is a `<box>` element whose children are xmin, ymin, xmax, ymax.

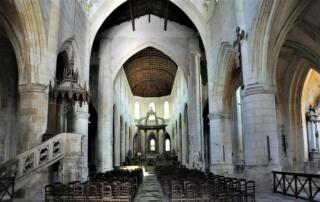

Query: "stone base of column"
<box><xmin>210</xmin><ymin>163</ymin><xmax>234</xmax><ymax>175</ymax></box>
<box><xmin>60</xmin><ymin>157</ymin><xmax>82</xmax><ymax>183</ymax></box>
<box><xmin>242</xmin><ymin>165</ymin><xmax>281</xmax><ymax>192</ymax></box>
<box><xmin>78</xmin><ymin>165</ymin><xmax>88</xmax><ymax>181</ymax></box>
<box><xmin>96</xmin><ymin>164</ymin><xmax>113</xmax><ymax>173</ymax></box>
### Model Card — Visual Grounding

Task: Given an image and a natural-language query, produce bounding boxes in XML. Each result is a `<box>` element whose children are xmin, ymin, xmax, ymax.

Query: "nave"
<box><xmin>44</xmin><ymin>165</ymin><xmax>306</xmax><ymax>202</ymax></box>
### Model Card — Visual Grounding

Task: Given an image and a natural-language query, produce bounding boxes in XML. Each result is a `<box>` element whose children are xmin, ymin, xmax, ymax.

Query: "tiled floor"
<box><xmin>134</xmin><ymin>174</ymin><xmax>306</xmax><ymax>202</ymax></box>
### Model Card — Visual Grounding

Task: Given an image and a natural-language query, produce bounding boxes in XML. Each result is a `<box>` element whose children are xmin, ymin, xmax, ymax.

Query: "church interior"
<box><xmin>0</xmin><ymin>0</ymin><xmax>320</xmax><ymax>201</ymax></box>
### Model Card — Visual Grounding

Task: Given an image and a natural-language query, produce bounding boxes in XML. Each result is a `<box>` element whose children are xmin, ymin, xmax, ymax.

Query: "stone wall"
<box><xmin>0</xmin><ymin>31</ymin><xmax>18</xmax><ymax>162</ymax></box>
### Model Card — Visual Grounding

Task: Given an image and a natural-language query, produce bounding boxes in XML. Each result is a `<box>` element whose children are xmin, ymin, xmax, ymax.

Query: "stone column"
<box><xmin>307</xmin><ymin>112</ymin><xmax>317</xmax><ymax>152</ymax></box>
<box><xmin>96</xmin><ymin>38</ymin><xmax>113</xmax><ymax>172</ymax></box>
<box><xmin>114</xmin><ymin>110</ymin><xmax>120</xmax><ymax>167</ymax></box>
<box><xmin>159</xmin><ymin>129</ymin><xmax>164</xmax><ymax>154</ymax></box>
<box><xmin>126</xmin><ymin>126</ymin><xmax>130</xmax><ymax>155</ymax></box>
<box><xmin>241</xmin><ymin>84</ymin><xmax>280</xmax><ymax>180</ymax></box>
<box><xmin>144</xmin><ymin>130</ymin><xmax>148</xmax><ymax>154</ymax></box>
<box><xmin>67</xmin><ymin>103</ymin><xmax>89</xmax><ymax>181</ymax></box>
<box><xmin>208</xmin><ymin>112</ymin><xmax>233</xmax><ymax>175</ymax></box>
<box><xmin>56</xmin><ymin>103</ymin><xmax>66</xmax><ymax>133</ymax></box>
<box><xmin>18</xmin><ymin>83</ymin><xmax>48</xmax><ymax>151</ymax></box>
<box><xmin>120</xmin><ymin>121</ymin><xmax>125</xmax><ymax>165</ymax></box>
<box><xmin>156</xmin><ymin>130</ymin><xmax>159</xmax><ymax>153</ymax></box>
<box><xmin>187</xmin><ymin>47</ymin><xmax>203</xmax><ymax>169</ymax></box>
<box><xmin>316</xmin><ymin>120</ymin><xmax>320</xmax><ymax>150</ymax></box>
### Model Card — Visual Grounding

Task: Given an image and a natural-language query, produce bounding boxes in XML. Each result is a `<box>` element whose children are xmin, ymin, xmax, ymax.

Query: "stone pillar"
<box><xmin>307</xmin><ymin>112</ymin><xmax>317</xmax><ymax>151</ymax></box>
<box><xmin>18</xmin><ymin>83</ymin><xmax>48</xmax><ymax>151</ymax></box>
<box><xmin>159</xmin><ymin>130</ymin><xmax>164</xmax><ymax>154</ymax></box>
<box><xmin>241</xmin><ymin>84</ymin><xmax>280</xmax><ymax>181</ymax></box>
<box><xmin>96</xmin><ymin>38</ymin><xmax>113</xmax><ymax>172</ymax></box>
<box><xmin>182</xmin><ymin>110</ymin><xmax>189</xmax><ymax>165</ymax></box>
<box><xmin>120</xmin><ymin>121</ymin><xmax>125</xmax><ymax>165</ymax></box>
<box><xmin>316</xmin><ymin>121</ymin><xmax>320</xmax><ymax>150</ymax></box>
<box><xmin>144</xmin><ymin>130</ymin><xmax>148</xmax><ymax>154</ymax></box>
<box><xmin>126</xmin><ymin>126</ymin><xmax>130</xmax><ymax>155</ymax></box>
<box><xmin>208</xmin><ymin>112</ymin><xmax>233</xmax><ymax>174</ymax></box>
<box><xmin>59</xmin><ymin>133</ymin><xmax>83</xmax><ymax>183</ymax></box>
<box><xmin>56</xmin><ymin>103</ymin><xmax>66</xmax><ymax>133</ymax></box>
<box><xmin>114</xmin><ymin>110</ymin><xmax>120</xmax><ymax>167</ymax></box>
<box><xmin>188</xmin><ymin>47</ymin><xmax>203</xmax><ymax>169</ymax></box>
<box><xmin>67</xmin><ymin>103</ymin><xmax>89</xmax><ymax>181</ymax></box>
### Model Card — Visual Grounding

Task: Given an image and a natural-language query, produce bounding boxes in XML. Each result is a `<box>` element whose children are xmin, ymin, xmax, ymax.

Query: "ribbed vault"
<box><xmin>123</xmin><ymin>47</ymin><xmax>177</xmax><ymax>97</ymax></box>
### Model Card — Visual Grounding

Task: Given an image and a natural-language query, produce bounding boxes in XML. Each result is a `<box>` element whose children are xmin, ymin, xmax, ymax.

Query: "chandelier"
<box><xmin>49</xmin><ymin>55</ymin><xmax>89</xmax><ymax>107</ymax></box>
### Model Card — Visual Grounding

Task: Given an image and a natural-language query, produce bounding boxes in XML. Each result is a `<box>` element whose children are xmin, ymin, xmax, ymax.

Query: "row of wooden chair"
<box><xmin>156</xmin><ymin>166</ymin><xmax>255</xmax><ymax>202</ymax></box>
<box><xmin>45</xmin><ymin>168</ymin><xmax>143</xmax><ymax>202</ymax></box>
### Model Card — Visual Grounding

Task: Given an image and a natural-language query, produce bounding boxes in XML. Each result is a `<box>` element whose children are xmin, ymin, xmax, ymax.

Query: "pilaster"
<box><xmin>187</xmin><ymin>51</ymin><xmax>204</xmax><ymax>170</ymax></box>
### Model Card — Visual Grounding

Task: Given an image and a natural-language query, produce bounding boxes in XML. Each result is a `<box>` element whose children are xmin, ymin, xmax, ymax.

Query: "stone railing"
<box><xmin>0</xmin><ymin>133</ymin><xmax>83</xmax><ymax>181</ymax></box>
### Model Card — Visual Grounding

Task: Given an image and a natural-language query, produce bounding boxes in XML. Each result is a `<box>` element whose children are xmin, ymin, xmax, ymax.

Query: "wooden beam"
<box><xmin>129</xmin><ymin>0</ymin><xmax>135</xmax><ymax>31</ymax></box>
<box><xmin>164</xmin><ymin>0</ymin><xmax>169</xmax><ymax>31</ymax></box>
<box><xmin>147</xmin><ymin>0</ymin><xmax>151</xmax><ymax>22</ymax></box>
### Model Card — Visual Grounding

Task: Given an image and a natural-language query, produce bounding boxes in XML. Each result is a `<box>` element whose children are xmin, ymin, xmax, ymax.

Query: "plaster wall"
<box><xmin>101</xmin><ymin>15</ymin><xmax>196</xmax><ymax>81</ymax></box>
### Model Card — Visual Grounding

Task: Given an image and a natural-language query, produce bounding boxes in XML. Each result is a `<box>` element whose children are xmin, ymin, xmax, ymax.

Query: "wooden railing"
<box><xmin>273</xmin><ymin>171</ymin><xmax>320</xmax><ymax>201</ymax></box>
<box><xmin>0</xmin><ymin>133</ymin><xmax>83</xmax><ymax>201</ymax></box>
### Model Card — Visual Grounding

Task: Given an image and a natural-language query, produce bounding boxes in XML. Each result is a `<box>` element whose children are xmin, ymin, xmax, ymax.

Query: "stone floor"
<box><xmin>256</xmin><ymin>192</ymin><xmax>305</xmax><ymax>202</ymax></box>
<box><xmin>133</xmin><ymin>173</ymin><xmax>306</xmax><ymax>202</ymax></box>
<box><xmin>134</xmin><ymin>174</ymin><xmax>169</xmax><ymax>202</ymax></box>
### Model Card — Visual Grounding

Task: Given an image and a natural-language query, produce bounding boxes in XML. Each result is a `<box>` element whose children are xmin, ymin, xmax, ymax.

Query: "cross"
<box><xmin>233</xmin><ymin>26</ymin><xmax>246</xmax><ymax>69</ymax></box>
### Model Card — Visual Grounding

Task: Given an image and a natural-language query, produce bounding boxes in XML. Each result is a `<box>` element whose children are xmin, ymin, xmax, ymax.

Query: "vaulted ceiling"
<box><xmin>123</xmin><ymin>47</ymin><xmax>177</xmax><ymax>97</ymax></box>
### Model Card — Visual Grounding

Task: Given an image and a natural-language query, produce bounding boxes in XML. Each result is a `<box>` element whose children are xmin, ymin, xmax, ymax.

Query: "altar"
<box><xmin>133</xmin><ymin>109</ymin><xmax>170</xmax><ymax>160</ymax></box>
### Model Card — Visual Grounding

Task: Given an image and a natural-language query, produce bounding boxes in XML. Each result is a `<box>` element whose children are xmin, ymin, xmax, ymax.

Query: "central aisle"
<box><xmin>134</xmin><ymin>174</ymin><xmax>168</xmax><ymax>202</ymax></box>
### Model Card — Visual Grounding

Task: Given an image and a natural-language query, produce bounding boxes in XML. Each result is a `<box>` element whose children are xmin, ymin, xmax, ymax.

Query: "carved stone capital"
<box><xmin>242</xmin><ymin>83</ymin><xmax>274</xmax><ymax>97</ymax></box>
<box><xmin>18</xmin><ymin>83</ymin><xmax>48</xmax><ymax>93</ymax></box>
<box><xmin>208</xmin><ymin>112</ymin><xmax>230</xmax><ymax>120</ymax></box>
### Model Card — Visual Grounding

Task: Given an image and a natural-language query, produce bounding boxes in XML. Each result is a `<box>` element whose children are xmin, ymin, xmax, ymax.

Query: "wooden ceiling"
<box><xmin>98</xmin><ymin>0</ymin><xmax>196</xmax><ymax>32</ymax></box>
<box><xmin>123</xmin><ymin>47</ymin><xmax>177</xmax><ymax>97</ymax></box>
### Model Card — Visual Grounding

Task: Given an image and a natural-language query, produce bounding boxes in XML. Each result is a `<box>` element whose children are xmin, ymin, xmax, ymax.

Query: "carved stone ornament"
<box><xmin>49</xmin><ymin>53</ymin><xmax>89</xmax><ymax>107</ymax></box>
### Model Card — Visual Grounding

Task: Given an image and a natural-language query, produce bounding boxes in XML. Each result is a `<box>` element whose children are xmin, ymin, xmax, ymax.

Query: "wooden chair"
<box><xmin>85</xmin><ymin>182</ymin><xmax>99</xmax><ymax>201</ymax></box>
<box><xmin>45</xmin><ymin>184</ymin><xmax>55</xmax><ymax>202</ymax></box>
<box><xmin>98</xmin><ymin>182</ymin><xmax>113</xmax><ymax>202</ymax></box>
<box><xmin>119</xmin><ymin>182</ymin><xmax>132</xmax><ymax>202</ymax></box>
<box><xmin>245</xmin><ymin>181</ymin><xmax>255</xmax><ymax>202</ymax></box>
<box><xmin>72</xmin><ymin>183</ymin><xmax>85</xmax><ymax>202</ymax></box>
<box><xmin>170</xmin><ymin>180</ymin><xmax>185</xmax><ymax>202</ymax></box>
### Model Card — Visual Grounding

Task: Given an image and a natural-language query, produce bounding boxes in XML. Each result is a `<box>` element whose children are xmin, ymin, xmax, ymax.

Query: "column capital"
<box><xmin>242</xmin><ymin>83</ymin><xmax>274</xmax><ymax>97</ymax></box>
<box><xmin>208</xmin><ymin>112</ymin><xmax>230</xmax><ymax>120</ymax></box>
<box><xmin>18</xmin><ymin>83</ymin><xmax>48</xmax><ymax>93</ymax></box>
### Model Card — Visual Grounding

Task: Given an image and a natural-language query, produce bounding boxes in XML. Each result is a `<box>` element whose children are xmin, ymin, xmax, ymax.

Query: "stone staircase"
<box><xmin>0</xmin><ymin>133</ymin><xmax>83</xmax><ymax>200</ymax></box>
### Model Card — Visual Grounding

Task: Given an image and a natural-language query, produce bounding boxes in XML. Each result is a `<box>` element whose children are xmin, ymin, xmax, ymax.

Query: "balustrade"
<box><xmin>0</xmin><ymin>133</ymin><xmax>82</xmax><ymax>201</ymax></box>
<box><xmin>273</xmin><ymin>171</ymin><xmax>320</xmax><ymax>201</ymax></box>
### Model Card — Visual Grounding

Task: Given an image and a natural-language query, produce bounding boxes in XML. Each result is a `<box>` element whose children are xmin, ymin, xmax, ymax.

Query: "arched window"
<box><xmin>149</xmin><ymin>102</ymin><xmax>155</xmax><ymax>111</ymax></box>
<box><xmin>135</xmin><ymin>102</ymin><xmax>140</xmax><ymax>119</ymax></box>
<box><xmin>164</xmin><ymin>101</ymin><xmax>170</xmax><ymax>119</ymax></box>
<box><xmin>165</xmin><ymin>139</ymin><xmax>170</xmax><ymax>151</ymax></box>
<box><xmin>150</xmin><ymin>138</ymin><xmax>156</xmax><ymax>151</ymax></box>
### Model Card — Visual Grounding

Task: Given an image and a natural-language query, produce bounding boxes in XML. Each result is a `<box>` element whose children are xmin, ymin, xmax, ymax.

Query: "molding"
<box><xmin>242</xmin><ymin>83</ymin><xmax>274</xmax><ymax>97</ymax></box>
<box><xmin>208</xmin><ymin>112</ymin><xmax>230</xmax><ymax>120</ymax></box>
<box><xmin>18</xmin><ymin>83</ymin><xmax>48</xmax><ymax>93</ymax></box>
<box><xmin>72</xmin><ymin>112</ymin><xmax>90</xmax><ymax>120</ymax></box>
